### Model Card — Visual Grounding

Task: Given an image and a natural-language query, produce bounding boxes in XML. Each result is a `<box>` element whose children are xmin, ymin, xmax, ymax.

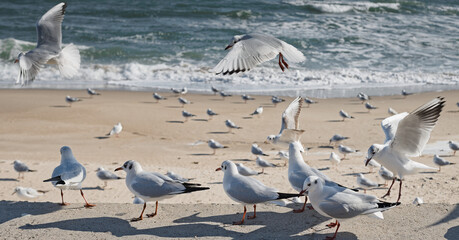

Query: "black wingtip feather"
<box><xmin>377</xmin><ymin>201</ymin><xmax>401</xmax><ymax>209</ymax></box>
<box><xmin>277</xmin><ymin>192</ymin><xmax>301</xmax><ymax>200</ymax></box>
<box><xmin>183</xmin><ymin>186</ymin><xmax>210</xmax><ymax>193</ymax></box>
<box><xmin>43</xmin><ymin>175</ymin><xmax>62</xmax><ymax>182</ymax></box>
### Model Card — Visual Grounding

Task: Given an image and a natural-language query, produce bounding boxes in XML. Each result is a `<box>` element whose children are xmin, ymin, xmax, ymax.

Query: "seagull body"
<box><xmin>213</xmin><ymin>33</ymin><xmax>305</xmax><ymax>75</ymax></box>
<box><xmin>402</xmin><ymin>89</ymin><xmax>412</xmax><ymax>97</ymax></box>
<box><xmin>366</xmin><ymin>97</ymin><xmax>445</xmax><ymax>202</ymax></box>
<box><xmin>178</xmin><ymin>97</ymin><xmax>190</xmax><ymax>107</ymax></box>
<box><xmin>14</xmin><ymin>2</ymin><xmax>80</xmax><ymax>85</ymax></box>
<box><xmin>304</xmin><ymin>97</ymin><xmax>317</xmax><ymax>107</ymax></box>
<box><xmin>107</xmin><ymin>122</ymin><xmax>123</xmax><ymax>137</ymax></box>
<box><xmin>65</xmin><ymin>95</ymin><xmax>81</xmax><ymax>107</ymax></box>
<box><xmin>365</xmin><ymin>159</ymin><xmax>381</xmax><ymax>173</ymax></box>
<box><xmin>457</xmin><ymin>102</ymin><xmax>459</xmax><ymax>108</ymax></box>
<box><xmin>256</xmin><ymin>156</ymin><xmax>276</xmax><ymax>173</ymax></box>
<box><xmin>208</xmin><ymin>139</ymin><xmax>228</xmax><ymax>155</ymax></box>
<box><xmin>250</xmin><ymin>106</ymin><xmax>263</xmax><ymax>117</ymax></box>
<box><xmin>216</xmin><ymin>160</ymin><xmax>298</xmax><ymax>224</ymax></box>
<box><xmin>277</xmin><ymin>150</ymin><xmax>289</xmax><ymax>166</ymax></box>
<box><xmin>166</xmin><ymin>171</ymin><xmax>192</xmax><ymax>183</ymax></box>
<box><xmin>433</xmin><ymin>154</ymin><xmax>455</xmax><ymax>172</ymax></box>
<box><xmin>339</xmin><ymin>110</ymin><xmax>354</xmax><ymax>121</ymax></box>
<box><xmin>182</xmin><ymin>110</ymin><xmax>196</xmax><ymax>122</ymax></box>
<box><xmin>365</xmin><ymin>102</ymin><xmax>378</xmax><ymax>112</ymax></box>
<box><xmin>171</xmin><ymin>88</ymin><xmax>181</xmax><ymax>94</ymax></box>
<box><xmin>206</xmin><ymin>108</ymin><xmax>218</xmax><ymax>120</ymax></box>
<box><xmin>448</xmin><ymin>141</ymin><xmax>459</xmax><ymax>155</ymax></box>
<box><xmin>153</xmin><ymin>93</ymin><xmax>166</xmax><ymax>102</ymax></box>
<box><xmin>338</xmin><ymin>144</ymin><xmax>357</xmax><ymax>159</ymax></box>
<box><xmin>378</xmin><ymin>166</ymin><xmax>395</xmax><ymax>186</ymax></box>
<box><xmin>301</xmin><ymin>176</ymin><xmax>400</xmax><ymax>240</ymax></box>
<box><xmin>242</xmin><ymin>94</ymin><xmax>255</xmax><ymax>103</ymax></box>
<box><xmin>265</xmin><ymin>97</ymin><xmax>304</xmax><ymax>149</ymax></box>
<box><xmin>87</xmin><ymin>88</ymin><xmax>100</xmax><ymax>96</ymax></box>
<box><xmin>211</xmin><ymin>86</ymin><xmax>219</xmax><ymax>95</ymax></box>
<box><xmin>271</xmin><ymin>96</ymin><xmax>285</xmax><ymax>106</ymax></box>
<box><xmin>357</xmin><ymin>173</ymin><xmax>381</xmax><ymax>193</ymax></box>
<box><xmin>357</xmin><ymin>92</ymin><xmax>370</xmax><ymax>103</ymax></box>
<box><xmin>13</xmin><ymin>160</ymin><xmax>36</xmax><ymax>179</ymax></box>
<box><xmin>225</xmin><ymin>119</ymin><xmax>241</xmax><ymax>133</ymax></box>
<box><xmin>251</xmin><ymin>144</ymin><xmax>269</xmax><ymax>157</ymax></box>
<box><xmin>115</xmin><ymin>160</ymin><xmax>209</xmax><ymax>221</ymax></box>
<box><xmin>329</xmin><ymin>152</ymin><xmax>341</xmax><ymax>166</ymax></box>
<box><xmin>236</xmin><ymin>163</ymin><xmax>259</xmax><ymax>176</ymax></box>
<box><xmin>96</xmin><ymin>167</ymin><xmax>122</xmax><ymax>188</ymax></box>
<box><xmin>388</xmin><ymin>107</ymin><xmax>398</xmax><ymax>116</ymax></box>
<box><xmin>413</xmin><ymin>197</ymin><xmax>423</xmax><ymax>206</ymax></box>
<box><xmin>181</xmin><ymin>87</ymin><xmax>187</xmax><ymax>95</ymax></box>
<box><xmin>43</xmin><ymin>146</ymin><xmax>94</xmax><ymax>207</ymax></box>
<box><xmin>220</xmin><ymin>91</ymin><xmax>232</xmax><ymax>98</ymax></box>
<box><xmin>329</xmin><ymin>134</ymin><xmax>349</xmax><ymax>145</ymax></box>
<box><xmin>12</xmin><ymin>187</ymin><xmax>46</xmax><ymax>200</ymax></box>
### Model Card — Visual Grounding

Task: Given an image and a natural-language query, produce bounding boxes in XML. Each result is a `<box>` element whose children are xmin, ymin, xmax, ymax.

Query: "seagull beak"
<box><xmin>263</xmin><ymin>141</ymin><xmax>269</xmax><ymax>144</ymax></box>
<box><xmin>114</xmin><ymin>167</ymin><xmax>123</xmax><ymax>171</ymax></box>
<box><xmin>12</xmin><ymin>191</ymin><xmax>16</xmax><ymax>195</ymax></box>
<box><xmin>14</xmin><ymin>59</ymin><xmax>18</xmax><ymax>63</ymax></box>
<box><xmin>365</xmin><ymin>157</ymin><xmax>372</xmax><ymax>166</ymax></box>
<box><xmin>215</xmin><ymin>167</ymin><xmax>222</xmax><ymax>171</ymax></box>
<box><xmin>299</xmin><ymin>189</ymin><xmax>306</xmax><ymax>195</ymax></box>
<box><xmin>224</xmin><ymin>45</ymin><xmax>232</xmax><ymax>50</ymax></box>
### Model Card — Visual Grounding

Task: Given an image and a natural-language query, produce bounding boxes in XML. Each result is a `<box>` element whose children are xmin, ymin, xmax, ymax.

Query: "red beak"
<box><xmin>14</xmin><ymin>59</ymin><xmax>18</xmax><ymax>63</ymax></box>
<box><xmin>224</xmin><ymin>45</ymin><xmax>232</xmax><ymax>50</ymax></box>
<box><xmin>299</xmin><ymin>189</ymin><xmax>306</xmax><ymax>195</ymax></box>
<box><xmin>115</xmin><ymin>167</ymin><xmax>123</xmax><ymax>171</ymax></box>
<box><xmin>365</xmin><ymin>158</ymin><xmax>372</xmax><ymax>166</ymax></box>
<box><xmin>215</xmin><ymin>167</ymin><xmax>222</xmax><ymax>171</ymax></box>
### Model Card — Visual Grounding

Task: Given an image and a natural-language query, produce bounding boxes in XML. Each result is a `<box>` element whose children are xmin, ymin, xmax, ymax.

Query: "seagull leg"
<box><xmin>326</xmin><ymin>220</ymin><xmax>338</xmax><ymax>228</ymax></box>
<box><xmin>103</xmin><ymin>181</ymin><xmax>107</xmax><ymax>189</ymax></box>
<box><xmin>294</xmin><ymin>196</ymin><xmax>308</xmax><ymax>213</ymax></box>
<box><xmin>233</xmin><ymin>206</ymin><xmax>247</xmax><ymax>225</ymax></box>
<box><xmin>132</xmin><ymin>203</ymin><xmax>146</xmax><ymax>222</ymax></box>
<box><xmin>247</xmin><ymin>205</ymin><xmax>256</xmax><ymax>219</ymax></box>
<box><xmin>382</xmin><ymin>178</ymin><xmax>396</xmax><ymax>198</ymax></box>
<box><xmin>278</xmin><ymin>53</ymin><xmax>285</xmax><ymax>72</ymax></box>
<box><xmin>326</xmin><ymin>221</ymin><xmax>341</xmax><ymax>240</ymax></box>
<box><xmin>396</xmin><ymin>180</ymin><xmax>402</xmax><ymax>202</ymax></box>
<box><xmin>60</xmin><ymin>189</ymin><xmax>69</xmax><ymax>206</ymax></box>
<box><xmin>280</xmin><ymin>53</ymin><xmax>289</xmax><ymax>69</ymax></box>
<box><xmin>212</xmin><ymin>149</ymin><xmax>216</xmax><ymax>155</ymax></box>
<box><xmin>147</xmin><ymin>201</ymin><xmax>158</xmax><ymax>218</ymax></box>
<box><xmin>80</xmin><ymin>189</ymin><xmax>95</xmax><ymax>208</ymax></box>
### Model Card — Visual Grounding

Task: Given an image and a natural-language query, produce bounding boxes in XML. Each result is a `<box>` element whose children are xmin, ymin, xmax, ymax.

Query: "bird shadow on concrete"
<box><xmin>354</xmin><ymin>111</ymin><xmax>370</xmax><ymax>114</ymax></box>
<box><xmin>242</xmin><ymin>117</ymin><xmax>253</xmax><ymax>119</ymax></box>
<box><xmin>166</xmin><ymin>120</ymin><xmax>185</xmax><ymax>124</ymax></box>
<box><xmin>428</xmin><ymin>204</ymin><xmax>459</xmax><ymax>228</ymax></box>
<box><xmin>189</xmin><ymin>153</ymin><xmax>213</xmax><ymax>156</ymax></box>
<box><xmin>0</xmin><ymin>178</ymin><xmax>19</xmax><ymax>182</ymax></box>
<box><xmin>326</xmin><ymin>120</ymin><xmax>343</xmax><ymax>123</ymax></box>
<box><xmin>231</xmin><ymin>102</ymin><xmax>246</xmax><ymax>104</ymax></box>
<box><xmin>192</xmin><ymin>119</ymin><xmax>208</xmax><ymax>122</ymax></box>
<box><xmin>94</xmin><ymin>136</ymin><xmax>110</xmax><ymax>140</ymax></box>
<box><xmin>165</xmin><ymin>106</ymin><xmax>183</xmax><ymax>108</ymax></box>
<box><xmin>81</xmin><ymin>186</ymin><xmax>104</xmax><ymax>191</ymax></box>
<box><xmin>374</xmin><ymin>117</ymin><xmax>386</xmax><ymax>120</ymax></box>
<box><xmin>209</xmin><ymin>98</ymin><xmax>224</xmax><ymax>101</ymax></box>
<box><xmin>207</xmin><ymin>131</ymin><xmax>229</xmax><ymax>134</ymax></box>
<box><xmin>230</xmin><ymin>158</ymin><xmax>252</xmax><ymax>162</ymax></box>
<box><xmin>445</xmin><ymin>225</ymin><xmax>459</xmax><ymax>240</ymax></box>
<box><xmin>318</xmin><ymin>145</ymin><xmax>334</xmax><ymax>149</ymax></box>
<box><xmin>49</xmin><ymin>105</ymin><xmax>69</xmax><ymax>108</ymax></box>
<box><xmin>0</xmin><ymin>201</ymin><xmax>62</xmax><ymax>225</ymax></box>
<box><xmin>419</xmin><ymin>171</ymin><xmax>438</xmax><ymax>174</ymax></box>
<box><xmin>140</xmin><ymin>101</ymin><xmax>158</xmax><ymax>104</ymax></box>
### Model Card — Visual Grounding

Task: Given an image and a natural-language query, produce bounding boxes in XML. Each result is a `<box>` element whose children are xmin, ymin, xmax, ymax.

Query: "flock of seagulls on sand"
<box><xmin>8</xmin><ymin>2</ymin><xmax>459</xmax><ymax>239</ymax></box>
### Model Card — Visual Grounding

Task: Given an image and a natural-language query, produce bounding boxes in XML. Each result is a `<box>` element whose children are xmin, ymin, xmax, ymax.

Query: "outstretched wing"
<box><xmin>279</xmin><ymin>97</ymin><xmax>303</xmax><ymax>134</ymax></box>
<box><xmin>36</xmin><ymin>2</ymin><xmax>66</xmax><ymax>50</ymax></box>
<box><xmin>381</xmin><ymin>112</ymin><xmax>409</xmax><ymax>144</ymax></box>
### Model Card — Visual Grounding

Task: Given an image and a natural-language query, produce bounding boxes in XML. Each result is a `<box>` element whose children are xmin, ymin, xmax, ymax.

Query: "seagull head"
<box><xmin>216</xmin><ymin>160</ymin><xmax>237</xmax><ymax>173</ymax></box>
<box><xmin>264</xmin><ymin>135</ymin><xmax>275</xmax><ymax>144</ymax></box>
<box><xmin>115</xmin><ymin>160</ymin><xmax>142</xmax><ymax>174</ymax></box>
<box><xmin>365</xmin><ymin>144</ymin><xmax>380</xmax><ymax>166</ymax></box>
<box><xmin>96</xmin><ymin>167</ymin><xmax>104</xmax><ymax>172</ymax></box>
<box><xmin>12</xmin><ymin>187</ymin><xmax>22</xmax><ymax>195</ymax></box>
<box><xmin>60</xmin><ymin>146</ymin><xmax>76</xmax><ymax>161</ymax></box>
<box><xmin>14</xmin><ymin>52</ymin><xmax>24</xmax><ymax>64</ymax></box>
<box><xmin>300</xmin><ymin>176</ymin><xmax>321</xmax><ymax>195</ymax></box>
<box><xmin>225</xmin><ymin>35</ymin><xmax>243</xmax><ymax>50</ymax></box>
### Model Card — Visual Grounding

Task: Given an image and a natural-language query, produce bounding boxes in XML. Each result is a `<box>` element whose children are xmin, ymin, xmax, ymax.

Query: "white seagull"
<box><xmin>165</xmin><ymin>171</ymin><xmax>192</xmax><ymax>183</ymax></box>
<box><xmin>13</xmin><ymin>160</ymin><xmax>36</xmax><ymax>179</ymax></box>
<box><xmin>300</xmin><ymin>176</ymin><xmax>400</xmax><ymax>240</ymax></box>
<box><xmin>241</xmin><ymin>94</ymin><xmax>255</xmax><ymax>103</ymax></box>
<box><xmin>402</xmin><ymin>89</ymin><xmax>412</xmax><ymax>98</ymax></box>
<box><xmin>250</xmin><ymin>106</ymin><xmax>263</xmax><ymax>117</ymax></box>
<box><xmin>388</xmin><ymin>107</ymin><xmax>398</xmax><ymax>116</ymax></box>
<box><xmin>304</xmin><ymin>97</ymin><xmax>317</xmax><ymax>107</ymax></box>
<box><xmin>115</xmin><ymin>160</ymin><xmax>209</xmax><ymax>221</ymax></box>
<box><xmin>171</xmin><ymin>88</ymin><xmax>181</xmax><ymax>94</ymax></box>
<box><xmin>329</xmin><ymin>134</ymin><xmax>349</xmax><ymax>146</ymax></box>
<box><xmin>338</xmin><ymin>144</ymin><xmax>358</xmax><ymax>159</ymax></box>
<box><xmin>107</xmin><ymin>122</ymin><xmax>123</xmax><ymax>137</ymax></box>
<box><xmin>216</xmin><ymin>160</ymin><xmax>298</xmax><ymax>225</ymax></box>
<box><xmin>211</xmin><ymin>85</ymin><xmax>219</xmax><ymax>95</ymax></box>
<box><xmin>448</xmin><ymin>141</ymin><xmax>459</xmax><ymax>155</ymax></box>
<box><xmin>433</xmin><ymin>154</ymin><xmax>455</xmax><ymax>172</ymax></box>
<box><xmin>96</xmin><ymin>167</ymin><xmax>122</xmax><ymax>188</ymax></box>
<box><xmin>378</xmin><ymin>166</ymin><xmax>395</xmax><ymax>186</ymax></box>
<box><xmin>339</xmin><ymin>110</ymin><xmax>354</xmax><ymax>121</ymax></box>
<box><xmin>251</xmin><ymin>144</ymin><xmax>269</xmax><ymax>157</ymax></box>
<box><xmin>220</xmin><ymin>91</ymin><xmax>232</xmax><ymax>98</ymax></box>
<box><xmin>225</xmin><ymin>119</ymin><xmax>241</xmax><ymax>133</ymax></box>
<box><xmin>182</xmin><ymin>110</ymin><xmax>196</xmax><ymax>122</ymax></box>
<box><xmin>256</xmin><ymin>156</ymin><xmax>276</xmax><ymax>173</ymax></box>
<box><xmin>12</xmin><ymin>187</ymin><xmax>47</xmax><ymax>200</ymax></box>
<box><xmin>271</xmin><ymin>96</ymin><xmax>285</xmax><ymax>107</ymax></box>
<box><xmin>178</xmin><ymin>97</ymin><xmax>191</xmax><ymax>107</ymax></box>
<box><xmin>14</xmin><ymin>2</ymin><xmax>80</xmax><ymax>85</ymax></box>
<box><xmin>87</xmin><ymin>88</ymin><xmax>100</xmax><ymax>97</ymax></box>
<box><xmin>366</xmin><ymin>97</ymin><xmax>445</xmax><ymax>202</ymax></box>
<box><xmin>236</xmin><ymin>163</ymin><xmax>259</xmax><ymax>176</ymax></box>
<box><xmin>65</xmin><ymin>95</ymin><xmax>81</xmax><ymax>107</ymax></box>
<box><xmin>153</xmin><ymin>93</ymin><xmax>167</xmax><ymax>102</ymax></box>
<box><xmin>208</xmin><ymin>139</ymin><xmax>228</xmax><ymax>155</ymax></box>
<box><xmin>413</xmin><ymin>197</ymin><xmax>423</xmax><ymax>206</ymax></box>
<box><xmin>206</xmin><ymin>108</ymin><xmax>218</xmax><ymax>120</ymax></box>
<box><xmin>365</xmin><ymin>102</ymin><xmax>378</xmax><ymax>112</ymax></box>
<box><xmin>43</xmin><ymin>146</ymin><xmax>95</xmax><ymax>207</ymax></box>
<box><xmin>329</xmin><ymin>152</ymin><xmax>341</xmax><ymax>167</ymax></box>
<box><xmin>357</xmin><ymin>92</ymin><xmax>370</xmax><ymax>103</ymax></box>
<box><xmin>356</xmin><ymin>173</ymin><xmax>382</xmax><ymax>193</ymax></box>
<box><xmin>213</xmin><ymin>33</ymin><xmax>305</xmax><ymax>75</ymax></box>
<box><xmin>277</xmin><ymin>150</ymin><xmax>289</xmax><ymax>166</ymax></box>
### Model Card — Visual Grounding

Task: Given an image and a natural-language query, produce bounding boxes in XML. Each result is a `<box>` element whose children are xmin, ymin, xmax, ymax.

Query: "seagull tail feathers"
<box><xmin>43</xmin><ymin>175</ymin><xmax>65</xmax><ymax>185</ymax></box>
<box><xmin>28</xmin><ymin>169</ymin><xmax>37</xmax><ymax>172</ymax></box>
<box><xmin>58</xmin><ymin>43</ymin><xmax>80</xmax><ymax>78</ymax></box>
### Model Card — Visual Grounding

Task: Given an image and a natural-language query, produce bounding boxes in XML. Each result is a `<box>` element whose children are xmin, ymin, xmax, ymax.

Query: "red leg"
<box><xmin>326</xmin><ymin>220</ymin><xmax>338</xmax><ymax>228</ymax></box>
<box><xmin>132</xmin><ymin>203</ymin><xmax>147</xmax><ymax>222</ymax></box>
<box><xmin>80</xmin><ymin>189</ymin><xmax>95</xmax><ymax>208</ymax></box>
<box><xmin>60</xmin><ymin>189</ymin><xmax>69</xmax><ymax>206</ymax></box>
<box><xmin>382</xmin><ymin>178</ymin><xmax>396</xmax><ymax>198</ymax></box>
<box><xmin>326</xmin><ymin>221</ymin><xmax>341</xmax><ymax>240</ymax></box>
<box><xmin>147</xmin><ymin>201</ymin><xmax>158</xmax><ymax>218</ymax></box>
<box><xmin>248</xmin><ymin>205</ymin><xmax>257</xmax><ymax>219</ymax></box>
<box><xmin>278</xmin><ymin>53</ymin><xmax>285</xmax><ymax>72</ymax></box>
<box><xmin>396</xmin><ymin>180</ymin><xmax>402</xmax><ymax>202</ymax></box>
<box><xmin>233</xmin><ymin>206</ymin><xmax>247</xmax><ymax>225</ymax></box>
<box><xmin>280</xmin><ymin>54</ymin><xmax>289</xmax><ymax>69</ymax></box>
<box><xmin>294</xmin><ymin>196</ymin><xmax>308</xmax><ymax>213</ymax></box>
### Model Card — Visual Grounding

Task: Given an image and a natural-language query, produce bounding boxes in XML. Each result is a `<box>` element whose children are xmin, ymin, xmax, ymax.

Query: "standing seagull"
<box><xmin>12</xmin><ymin>187</ymin><xmax>47</xmax><ymax>200</ymax></box>
<box><xmin>236</xmin><ymin>163</ymin><xmax>259</xmax><ymax>176</ymax></box>
<box><xmin>250</xmin><ymin>106</ymin><xmax>263</xmax><ymax>117</ymax></box>
<box><xmin>388</xmin><ymin>107</ymin><xmax>398</xmax><ymax>116</ymax></box>
<box><xmin>208</xmin><ymin>139</ymin><xmax>228</xmax><ymax>155</ymax></box>
<box><xmin>225</xmin><ymin>119</ymin><xmax>241</xmax><ymax>133</ymax></box>
<box><xmin>271</xmin><ymin>96</ymin><xmax>285</xmax><ymax>107</ymax></box>
<box><xmin>14</xmin><ymin>3</ymin><xmax>80</xmax><ymax>85</ymax></box>
<box><xmin>213</xmin><ymin>33</ymin><xmax>305</xmax><ymax>75</ymax></box>
<box><xmin>366</xmin><ymin>97</ymin><xmax>445</xmax><ymax>202</ymax></box>
<box><xmin>329</xmin><ymin>134</ymin><xmax>349</xmax><ymax>146</ymax></box>
<box><xmin>448</xmin><ymin>141</ymin><xmax>459</xmax><ymax>155</ymax></box>
<box><xmin>211</xmin><ymin>85</ymin><xmax>219</xmax><ymax>95</ymax></box>
<box><xmin>107</xmin><ymin>122</ymin><xmax>123</xmax><ymax>137</ymax></box>
<box><xmin>153</xmin><ymin>93</ymin><xmax>166</xmax><ymax>103</ymax></box>
<box><xmin>378</xmin><ymin>166</ymin><xmax>395</xmax><ymax>186</ymax></box>
<box><xmin>356</xmin><ymin>173</ymin><xmax>382</xmax><ymax>193</ymax></box>
<box><xmin>304</xmin><ymin>97</ymin><xmax>317</xmax><ymax>108</ymax></box>
<box><xmin>265</xmin><ymin>97</ymin><xmax>304</xmax><ymax>149</ymax></box>
<box><xmin>182</xmin><ymin>110</ymin><xmax>196</xmax><ymax>122</ymax></box>
<box><xmin>357</xmin><ymin>92</ymin><xmax>370</xmax><ymax>103</ymax></box>
<box><xmin>178</xmin><ymin>97</ymin><xmax>191</xmax><ymax>107</ymax></box>
<box><xmin>256</xmin><ymin>157</ymin><xmax>276</xmax><ymax>173</ymax></box>
<box><xmin>402</xmin><ymin>89</ymin><xmax>412</xmax><ymax>98</ymax></box>
<box><xmin>301</xmin><ymin>176</ymin><xmax>400</xmax><ymax>240</ymax></box>
<box><xmin>339</xmin><ymin>110</ymin><xmax>354</xmax><ymax>121</ymax></box>
<box><xmin>241</xmin><ymin>94</ymin><xmax>255</xmax><ymax>103</ymax></box>
<box><xmin>65</xmin><ymin>95</ymin><xmax>81</xmax><ymax>107</ymax></box>
<box><xmin>251</xmin><ymin>144</ymin><xmax>269</xmax><ymax>157</ymax></box>
<box><xmin>433</xmin><ymin>154</ymin><xmax>455</xmax><ymax>172</ymax></box>
<box><xmin>216</xmin><ymin>160</ymin><xmax>298</xmax><ymax>224</ymax></box>
<box><xmin>277</xmin><ymin>151</ymin><xmax>289</xmax><ymax>166</ymax></box>
<box><xmin>206</xmin><ymin>108</ymin><xmax>218</xmax><ymax>120</ymax></box>
<box><xmin>87</xmin><ymin>88</ymin><xmax>100</xmax><ymax>97</ymax></box>
<box><xmin>96</xmin><ymin>167</ymin><xmax>122</xmax><ymax>188</ymax></box>
<box><xmin>115</xmin><ymin>160</ymin><xmax>209</xmax><ymax>221</ymax></box>
<box><xmin>365</xmin><ymin>102</ymin><xmax>378</xmax><ymax>112</ymax></box>
<box><xmin>329</xmin><ymin>152</ymin><xmax>341</xmax><ymax>167</ymax></box>
<box><xmin>13</xmin><ymin>160</ymin><xmax>36</xmax><ymax>179</ymax></box>
<box><xmin>43</xmin><ymin>146</ymin><xmax>95</xmax><ymax>207</ymax></box>
<box><xmin>338</xmin><ymin>144</ymin><xmax>358</xmax><ymax>159</ymax></box>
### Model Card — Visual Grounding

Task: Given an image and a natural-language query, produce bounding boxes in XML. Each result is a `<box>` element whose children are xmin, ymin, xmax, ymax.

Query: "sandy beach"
<box><xmin>0</xmin><ymin>89</ymin><xmax>458</xmax><ymax>239</ymax></box>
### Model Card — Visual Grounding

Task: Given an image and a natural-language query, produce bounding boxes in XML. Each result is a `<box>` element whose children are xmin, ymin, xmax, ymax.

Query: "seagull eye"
<box><xmin>307</xmin><ymin>183</ymin><xmax>311</xmax><ymax>186</ymax></box>
<box><xmin>314</xmin><ymin>180</ymin><xmax>318</xmax><ymax>184</ymax></box>
<box><xmin>129</xmin><ymin>164</ymin><xmax>132</xmax><ymax>170</ymax></box>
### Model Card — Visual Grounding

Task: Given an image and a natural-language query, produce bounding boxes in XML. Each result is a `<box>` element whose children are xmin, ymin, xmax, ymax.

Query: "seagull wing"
<box><xmin>279</xmin><ymin>97</ymin><xmax>302</xmax><ymax>134</ymax></box>
<box><xmin>390</xmin><ymin>97</ymin><xmax>445</xmax><ymax>157</ymax></box>
<box><xmin>36</xmin><ymin>2</ymin><xmax>66</xmax><ymax>50</ymax></box>
<box><xmin>381</xmin><ymin>112</ymin><xmax>409</xmax><ymax>144</ymax></box>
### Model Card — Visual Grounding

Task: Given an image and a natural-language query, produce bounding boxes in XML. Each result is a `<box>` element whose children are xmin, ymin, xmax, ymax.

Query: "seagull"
<box><xmin>265</xmin><ymin>97</ymin><xmax>304</xmax><ymax>149</ymax></box>
<box><xmin>13</xmin><ymin>160</ymin><xmax>36</xmax><ymax>179</ymax></box>
<box><xmin>182</xmin><ymin>110</ymin><xmax>196</xmax><ymax>122</ymax></box>
<box><xmin>133</xmin><ymin>196</ymin><xmax>145</xmax><ymax>204</ymax></box>
<box><xmin>356</xmin><ymin>173</ymin><xmax>382</xmax><ymax>193</ymax></box>
<box><xmin>115</xmin><ymin>160</ymin><xmax>209</xmax><ymax>221</ymax></box>
<box><xmin>216</xmin><ymin>160</ymin><xmax>299</xmax><ymax>225</ymax></box>
<box><xmin>14</xmin><ymin>2</ymin><xmax>80</xmax><ymax>85</ymax></box>
<box><xmin>271</xmin><ymin>96</ymin><xmax>285</xmax><ymax>107</ymax></box>
<box><xmin>365</xmin><ymin>159</ymin><xmax>381</xmax><ymax>173</ymax></box>
<box><xmin>448</xmin><ymin>141</ymin><xmax>459</xmax><ymax>155</ymax></box>
<box><xmin>365</xmin><ymin>102</ymin><xmax>378</xmax><ymax>112</ymax></box>
<box><xmin>87</xmin><ymin>88</ymin><xmax>100</xmax><ymax>97</ymax></box>
<box><xmin>165</xmin><ymin>171</ymin><xmax>192</xmax><ymax>183</ymax></box>
<box><xmin>211</xmin><ymin>85</ymin><xmax>219</xmax><ymax>95</ymax></box>
<box><xmin>277</xmin><ymin>151</ymin><xmax>289</xmax><ymax>166</ymax></box>
<box><xmin>433</xmin><ymin>154</ymin><xmax>455</xmax><ymax>172</ymax></box>
<box><xmin>178</xmin><ymin>97</ymin><xmax>191</xmax><ymax>107</ymax></box>
<box><xmin>225</xmin><ymin>119</ymin><xmax>241</xmax><ymax>133</ymax></box>
<box><xmin>153</xmin><ymin>93</ymin><xmax>167</xmax><ymax>103</ymax></box>
<box><xmin>304</xmin><ymin>97</ymin><xmax>317</xmax><ymax>108</ymax></box>
<box><xmin>388</xmin><ymin>107</ymin><xmax>398</xmax><ymax>116</ymax></box>
<box><xmin>402</xmin><ymin>89</ymin><xmax>412</xmax><ymax>98</ymax></box>
<box><xmin>457</xmin><ymin>102</ymin><xmax>459</xmax><ymax>109</ymax></box>
<box><xmin>107</xmin><ymin>122</ymin><xmax>123</xmax><ymax>137</ymax></box>
<box><xmin>241</xmin><ymin>94</ymin><xmax>255</xmax><ymax>103</ymax></box>
<box><xmin>250</xmin><ymin>106</ymin><xmax>263</xmax><ymax>117</ymax></box>
<box><xmin>236</xmin><ymin>163</ymin><xmax>259</xmax><ymax>176</ymax></box>
<box><xmin>171</xmin><ymin>88</ymin><xmax>181</xmax><ymax>94</ymax></box>
<box><xmin>357</xmin><ymin>92</ymin><xmax>370</xmax><ymax>103</ymax></box>
<box><xmin>208</xmin><ymin>139</ymin><xmax>228</xmax><ymax>155</ymax></box>
<box><xmin>206</xmin><ymin>108</ymin><xmax>218</xmax><ymax>120</ymax></box>
<box><xmin>220</xmin><ymin>91</ymin><xmax>232</xmax><ymax>98</ymax></box>
<box><xmin>339</xmin><ymin>110</ymin><xmax>354</xmax><ymax>121</ymax></box>
<box><xmin>213</xmin><ymin>33</ymin><xmax>305</xmax><ymax>75</ymax></box>
<box><xmin>12</xmin><ymin>187</ymin><xmax>47</xmax><ymax>200</ymax></box>
<box><xmin>413</xmin><ymin>197</ymin><xmax>423</xmax><ymax>206</ymax></box>
<box><xmin>378</xmin><ymin>166</ymin><xmax>395</xmax><ymax>186</ymax></box>
<box><xmin>329</xmin><ymin>134</ymin><xmax>349</xmax><ymax>146</ymax></box>
<box><xmin>251</xmin><ymin>144</ymin><xmax>269</xmax><ymax>157</ymax></box>
<box><xmin>329</xmin><ymin>152</ymin><xmax>341</xmax><ymax>167</ymax></box>
<box><xmin>96</xmin><ymin>167</ymin><xmax>122</xmax><ymax>188</ymax></box>
<box><xmin>65</xmin><ymin>95</ymin><xmax>81</xmax><ymax>107</ymax></box>
<box><xmin>300</xmin><ymin>176</ymin><xmax>400</xmax><ymax>240</ymax></box>
<box><xmin>338</xmin><ymin>144</ymin><xmax>358</xmax><ymax>159</ymax></box>
<box><xmin>366</xmin><ymin>97</ymin><xmax>445</xmax><ymax>202</ymax></box>
<box><xmin>181</xmin><ymin>87</ymin><xmax>188</xmax><ymax>95</ymax></box>
<box><xmin>43</xmin><ymin>146</ymin><xmax>95</xmax><ymax>207</ymax></box>
<box><xmin>256</xmin><ymin>156</ymin><xmax>276</xmax><ymax>173</ymax></box>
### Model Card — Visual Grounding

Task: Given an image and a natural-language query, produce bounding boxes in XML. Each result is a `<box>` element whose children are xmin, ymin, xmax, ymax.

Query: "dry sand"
<box><xmin>0</xmin><ymin>89</ymin><xmax>458</xmax><ymax>239</ymax></box>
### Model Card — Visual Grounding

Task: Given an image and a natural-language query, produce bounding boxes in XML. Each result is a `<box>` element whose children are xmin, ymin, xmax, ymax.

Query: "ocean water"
<box><xmin>0</xmin><ymin>0</ymin><xmax>458</xmax><ymax>97</ymax></box>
